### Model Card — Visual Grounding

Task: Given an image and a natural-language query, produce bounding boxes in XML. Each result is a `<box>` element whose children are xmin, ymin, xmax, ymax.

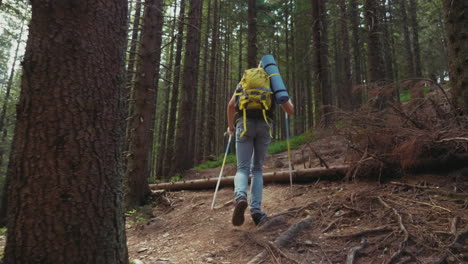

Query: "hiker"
<box><xmin>226</xmin><ymin>67</ymin><xmax>294</xmax><ymax>226</ymax></box>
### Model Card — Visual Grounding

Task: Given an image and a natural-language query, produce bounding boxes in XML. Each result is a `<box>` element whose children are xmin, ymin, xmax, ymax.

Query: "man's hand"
<box><xmin>225</xmin><ymin>126</ymin><xmax>235</xmax><ymax>136</ymax></box>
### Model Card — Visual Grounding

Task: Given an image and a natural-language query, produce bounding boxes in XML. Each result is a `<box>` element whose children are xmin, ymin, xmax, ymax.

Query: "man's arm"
<box><xmin>227</xmin><ymin>92</ymin><xmax>237</xmax><ymax>133</ymax></box>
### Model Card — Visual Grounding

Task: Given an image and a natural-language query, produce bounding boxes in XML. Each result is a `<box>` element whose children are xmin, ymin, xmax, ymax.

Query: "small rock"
<box><xmin>137</xmin><ymin>248</ymin><xmax>148</xmax><ymax>253</ymax></box>
<box><xmin>162</xmin><ymin>233</ymin><xmax>170</xmax><ymax>238</ymax></box>
<box><xmin>206</xmin><ymin>257</ymin><xmax>214</xmax><ymax>263</ymax></box>
<box><xmin>203</xmin><ymin>253</ymin><xmax>215</xmax><ymax>258</ymax></box>
<box><xmin>131</xmin><ymin>260</ymin><xmax>144</xmax><ymax>264</ymax></box>
<box><xmin>304</xmin><ymin>240</ymin><xmax>314</xmax><ymax>246</ymax></box>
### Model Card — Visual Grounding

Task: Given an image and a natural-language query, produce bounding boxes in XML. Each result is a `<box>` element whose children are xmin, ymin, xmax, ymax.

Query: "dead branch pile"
<box><xmin>333</xmin><ymin>79</ymin><xmax>468</xmax><ymax>180</ymax></box>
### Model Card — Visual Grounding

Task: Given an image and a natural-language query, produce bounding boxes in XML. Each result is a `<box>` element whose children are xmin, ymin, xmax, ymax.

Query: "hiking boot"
<box><xmin>232</xmin><ymin>197</ymin><xmax>248</xmax><ymax>226</ymax></box>
<box><xmin>251</xmin><ymin>211</ymin><xmax>267</xmax><ymax>226</ymax></box>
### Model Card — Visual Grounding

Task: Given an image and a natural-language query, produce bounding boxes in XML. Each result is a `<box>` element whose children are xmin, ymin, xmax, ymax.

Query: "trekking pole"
<box><xmin>285</xmin><ymin>112</ymin><xmax>293</xmax><ymax>189</ymax></box>
<box><xmin>211</xmin><ymin>134</ymin><xmax>233</xmax><ymax>209</ymax></box>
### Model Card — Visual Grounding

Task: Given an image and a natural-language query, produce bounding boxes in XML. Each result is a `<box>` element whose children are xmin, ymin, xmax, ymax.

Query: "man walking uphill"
<box><xmin>226</xmin><ymin>66</ymin><xmax>294</xmax><ymax>226</ymax></box>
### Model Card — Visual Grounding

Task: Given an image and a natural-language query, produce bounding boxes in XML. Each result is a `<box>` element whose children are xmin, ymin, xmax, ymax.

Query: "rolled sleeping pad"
<box><xmin>261</xmin><ymin>55</ymin><xmax>290</xmax><ymax>104</ymax></box>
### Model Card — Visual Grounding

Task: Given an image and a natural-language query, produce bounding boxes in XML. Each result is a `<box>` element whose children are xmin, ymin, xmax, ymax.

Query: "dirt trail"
<box><xmin>126</xmin><ymin>139</ymin><xmax>468</xmax><ymax>264</ymax></box>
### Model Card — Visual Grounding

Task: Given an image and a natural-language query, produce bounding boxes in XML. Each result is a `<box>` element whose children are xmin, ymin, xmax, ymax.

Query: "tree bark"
<box><xmin>126</xmin><ymin>0</ymin><xmax>164</xmax><ymax>208</ymax></box>
<box><xmin>4</xmin><ymin>1</ymin><xmax>129</xmax><ymax>263</ymax></box>
<box><xmin>443</xmin><ymin>0</ymin><xmax>468</xmax><ymax>115</ymax></box>
<box><xmin>364</xmin><ymin>0</ymin><xmax>385</xmax><ymax>83</ymax></box>
<box><xmin>247</xmin><ymin>0</ymin><xmax>258</xmax><ymax>68</ymax></box>
<box><xmin>173</xmin><ymin>0</ymin><xmax>203</xmax><ymax>172</ymax></box>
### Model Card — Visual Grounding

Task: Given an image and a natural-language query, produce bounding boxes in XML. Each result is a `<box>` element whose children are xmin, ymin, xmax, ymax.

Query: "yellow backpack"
<box><xmin>235</xmin><ymin>68</ymin><xmax>273</xmax><ymax>138</ymax></box>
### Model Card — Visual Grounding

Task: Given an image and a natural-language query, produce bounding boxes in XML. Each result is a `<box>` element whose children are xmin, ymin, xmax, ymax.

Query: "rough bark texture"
<box><xmin>126</xmin><ymin>0</ymin><xmax>164</xmax><ymax>208</ymax></box>
<box><xmin>247</xmin><ymin>0</ymin><xmax>258</xmax><ymax>68</ymax></box>
<box><xmin>311</xmin><ymin>0</ymin><xmax>332</xmax><ymax>127</ymax></box>
<box><xmin>443</xmin><ymin>0</ymin><xmax>468</xmax><ymax>115</ymax></box>
<box><xmin>364</xmin><ymin>0</ymin><xmax>385</xmax><ymax>83</ymax></box>
<box><xmin>4</xmin><ymin>1</ymin><xmax>129</xmax><ymax>263</ymax></box>
<box><xmin>174</xmin><ymin>0</ymin><xmax>203</xmax><ymax>172</ymax></box>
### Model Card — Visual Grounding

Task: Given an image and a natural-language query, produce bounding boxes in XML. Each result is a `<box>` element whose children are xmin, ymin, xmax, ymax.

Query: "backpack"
<box><xmin>235</xmin><ymin>68</ymin><xmax>274</xmax><ymax>138</ymax></box>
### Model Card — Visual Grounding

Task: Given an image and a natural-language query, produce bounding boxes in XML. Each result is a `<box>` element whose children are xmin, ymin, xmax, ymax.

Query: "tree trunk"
<box><xmin>247</xmin><ymin>0</ymin><xmax>258</xmax><ymax>68</ymax></box>
<box><xmin>150</xmin><ymin>166</ymin><xmax>349</xmax><ymax>191</ymax></box>
<box><xmin>409</xmin><ymin>0</ymin><xmax>422</xmax><ymax>77</ymax></box>
<box><xmin>311</xmin><ymin>0</ymin><xmax>332</xmax><ymax>127</ymax></box>
<box><xmin>173</xmin><ymin>0</ymin><xmax>203</xmax><ymax>172</ymax></box>
<box><xmin>126</xmin><ymin>0</ymin><xmax>164</xmax><ymax>208</ymax></box>
<box><xmin>4</xmin><ymin>1</ymin><xmax>129</xmax><ymax>263</ymax></box>
<box><xmin>339</xmin><ymin>1</ymin><xmax>352</xmax><ymax>111</ymax></box>
<box><xmin>166</xmin><ymin>0</ymin><xmax>186</xmax><ymax>177</ymax></box>
<box><xmin>364</xmin><ymin>0</ymin><xmax>385</xmax><ymax>83</ymax></box>
<box><xmin>443</xmin><ymin>0</ymin><xmax>468</xmax><ymax>115</ymax></box>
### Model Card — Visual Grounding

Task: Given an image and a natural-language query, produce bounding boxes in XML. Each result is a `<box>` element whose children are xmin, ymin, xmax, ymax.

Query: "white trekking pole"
<box><xmin>211</xmin><ymin>134</ymin><xmax>233</xmax><ymax>209</ymax></box>
<box><xmin>285</xmin><ymin>112</ymin><xmax>293</xmax><ymax>189</ymax></box>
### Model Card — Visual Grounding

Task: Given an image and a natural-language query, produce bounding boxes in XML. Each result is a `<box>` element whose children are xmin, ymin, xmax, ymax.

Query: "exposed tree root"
<box><xmin>247</xmin><ymin>216</ymin><xmax>313</xmax><ymax>264</ymax></box>
<box><xmin>326</xmin><ymin>225</ymin><xmax>393</xmax><ymax>239</ymax></box>
<box><xmin>346</xmin><ymin>238</ymin><xmax>368</xmax><ymax>264</ymax></box>
<box><xmin>377</xmin><ymin>197</ymin><xmax>411</xmax><ymax>264</ymax></box>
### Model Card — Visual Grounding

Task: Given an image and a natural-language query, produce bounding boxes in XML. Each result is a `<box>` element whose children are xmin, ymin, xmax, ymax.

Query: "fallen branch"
<box><xmin>247</xmin><ymin>216</ymin><xmax>313</xmax><ymax>264</ymax></box>
<box><xmin>346</xmin><ymin>239</ymin><xmax>368</xmax><ymax>264</ymax></box>
<box><xmin>151</xmin><ymin>166</ymin><xmax>348</xmax><ymax>191</ymax></box>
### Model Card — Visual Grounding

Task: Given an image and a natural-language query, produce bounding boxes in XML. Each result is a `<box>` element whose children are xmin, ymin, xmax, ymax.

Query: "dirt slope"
<box><xmin>127</xmin><ymin>138</ymin><xmax>468</xmax><ymax>264</ymax></box>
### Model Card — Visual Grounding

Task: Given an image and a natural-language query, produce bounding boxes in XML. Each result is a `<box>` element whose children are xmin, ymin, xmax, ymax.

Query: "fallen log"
<box><xmin>150</xmin><ymin>165</ymin><xmax>349</xmax><ymax>191</ymax></box>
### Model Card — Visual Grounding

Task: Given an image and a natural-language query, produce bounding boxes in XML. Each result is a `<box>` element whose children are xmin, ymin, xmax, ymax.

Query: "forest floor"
<box><xmin>126</xmin><ymin>136</ymin><xmax>468</xmax><ymax>264</ymax></box>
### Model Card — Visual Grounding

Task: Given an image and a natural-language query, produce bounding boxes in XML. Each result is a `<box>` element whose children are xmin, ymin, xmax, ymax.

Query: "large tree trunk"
<box><xmin>4</xmin><ymin>1</ymin><xmax>129</xmax><ymax>263</ymax></box>
<box><xmin>443</xmin><ymin>0</ymin><xmax>468</xmax><ymax>115</ymax></box>
<box><xmin>126</xmin><ymin>0</ymin><xmax>164</xmax><ymax>208</ymax></box>
<box><xmin>364</xmin><ymin>0</ymin><xmax>385</xmax><ymax>83</ymax></box>
<box><xmin>174</xmin><ymin>0</ymin><xmax>203</xmax><ymax>172</ymax></box>
<box><xmin>311</xmin><ymin>0</ymin><xmax>332</xmax><ymax>127</ymax></box>
<box><xmin>247</xmin><ymin>0</ymin><xmax>258</xmax><ymax>68</ymax></box>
